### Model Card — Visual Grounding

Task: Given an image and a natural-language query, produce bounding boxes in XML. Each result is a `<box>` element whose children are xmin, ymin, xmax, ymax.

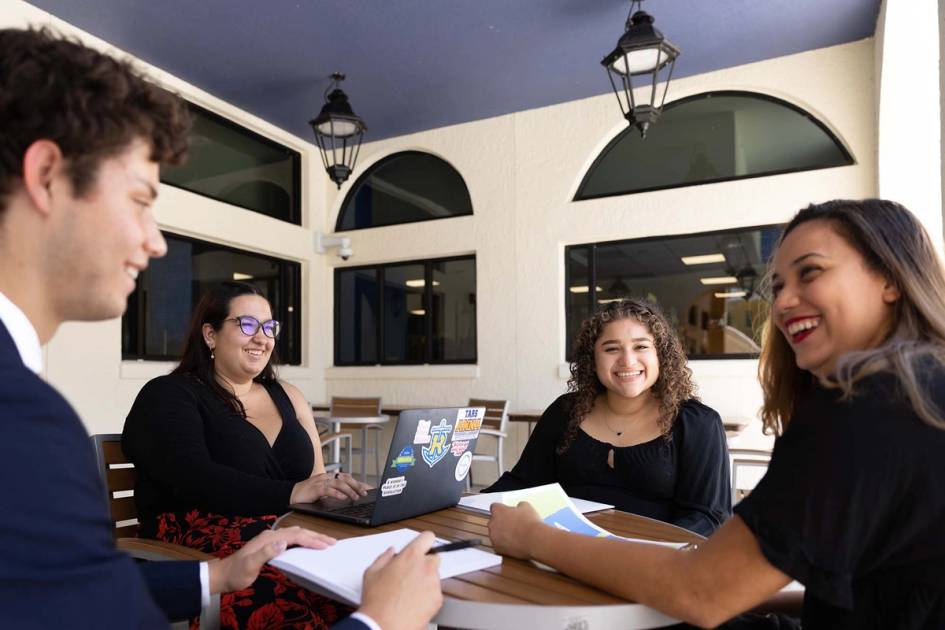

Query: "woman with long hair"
<box><xmin>489</xmin><ymin>199</ymin><xmax>945</xmax><ymax>628</ymax></box>
<box><xmin>123</xmin><ymin>282</ymin><xmax>369</xmax><ymax>629</ymax></box>
<box><xmin>484</xmin><ymin>298</ymin><xmax>731</xmax><ymax>536</ymax></box>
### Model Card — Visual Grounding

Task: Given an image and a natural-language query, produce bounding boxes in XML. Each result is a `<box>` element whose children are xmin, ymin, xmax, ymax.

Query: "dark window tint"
<box><xmin>336</xmin><ymin>151</ymin><xmax>472</xmax><ymax>231</ymax></box>
<box><xmin>431</xmin><ymin>259</ymin><xmax>477</xmax><ymax>361</ymax></box>
<box><xmin>335</xmin><ymin>256</ymin><xmax>476</xmax><ymax>365</ymax></box>
<box><xmin>162</xmin><ymin>104</ymin><xmax>301</xmax><ymax>224</ymax></box>
<box><xmin>565</xmin><ymin>225</ymin><xmax>782</xmax><ymax>360</ymax></box>
<box><xmin>576</xmin><ymin>91</ymin><xmax>853</xmax><ymax>199</ymax></box>
<box><xmin>123</xmin><ymin>233</ymin><xmax>301</xmax><ymax>364</ymax></box>
<box><xmin>383</xmin><ymin>263</ymin><xmax>426</xmax><ymax>363</ymax></box>
<box><xmin>336</xmin><ymin>268</ymin><xmax>379</xmax><ymax>364</ymax></box>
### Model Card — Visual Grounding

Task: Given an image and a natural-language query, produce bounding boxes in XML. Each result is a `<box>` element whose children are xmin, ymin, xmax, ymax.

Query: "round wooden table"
<box><xmin>278</xmin><ymin>505</ymin><xmax>704</xmax><ymax>629</ymax></box>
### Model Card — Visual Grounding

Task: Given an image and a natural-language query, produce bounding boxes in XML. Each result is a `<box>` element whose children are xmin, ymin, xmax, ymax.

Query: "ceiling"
<box><xmin>29</xmin><ymin>0</ymin><xmax>880</xmax><ymax>143</ymax></box>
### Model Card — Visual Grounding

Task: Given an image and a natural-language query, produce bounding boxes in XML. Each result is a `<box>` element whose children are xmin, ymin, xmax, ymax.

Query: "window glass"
<box><xmin>566</xmin><ymin>246</ymin><xmax>593</xmax><ymax>354</ymax></box>
<box><xmin>123</xmin><ymin>233</ymin><xmax>301</xmax><ymax>363</ymax></box>
<box><xmin>383</xmin><ymin>263</ymin><xmax>426</xmax><ymax>363</ymax></box>
<box><xmin>565</xmin><ymin>225</ymin><xmax>782</xmax><ymax>359</ymax></box>
<box><xmin>336</xmin><ymin>268</ymin><xmax>379</xmax><ymax>364</ymax></box>
<box><xmin>334</xmin><ymin>256</ymin><xmax>476</xmax><ymax>365</ymax></box>
<box><xmin>431</xmin><ymin>259</ymin><xmax>477</xmax><ymax>362</ymax></box>
<box><xmin>576</xmin><ymin>92</ymin><xmax>853</xmax><ymax>199</ymax></box>
<box><xmin>336</xmin><ymin>151</ymin><xmax>472</xmax><ymax>230</ymax></box>
<box><xmin>161</xmin><ymin>104</ymin><xmax>301</xmax><ymax>223</ymax></box>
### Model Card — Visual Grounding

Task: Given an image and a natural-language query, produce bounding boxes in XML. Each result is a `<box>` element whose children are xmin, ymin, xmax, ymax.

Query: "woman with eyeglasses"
<box><xmin>123</xmin><ymin>281</ymin><xmax>370</xmax><ymax>630</ymax></box>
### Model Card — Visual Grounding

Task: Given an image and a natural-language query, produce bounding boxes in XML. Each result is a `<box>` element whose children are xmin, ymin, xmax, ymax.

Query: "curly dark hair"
<box><xmin>559</xmin><ymin>298</ymin><xmax>696</xmax><ymax>453</ymax></box>
<box><xmin>0</xmin><ymin>27</ymin><xmax>191</xmax><ymax>212</ymax></box>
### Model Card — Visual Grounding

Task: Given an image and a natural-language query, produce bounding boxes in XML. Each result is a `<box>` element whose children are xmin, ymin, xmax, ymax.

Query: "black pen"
<box><xmin>426</xmin><ymin>538</ymin><xmax>481</xmax><ymax>554</ymax></box>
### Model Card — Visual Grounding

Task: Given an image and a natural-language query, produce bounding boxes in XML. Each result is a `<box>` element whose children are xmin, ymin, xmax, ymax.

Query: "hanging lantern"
<box><xmin>309</xmin><ymin>73</ymin><xmax>367</xmax><ymax>188</ymax></box>
<box><xmin>601</xmin><ymin>1</ymin><xmax>680</xmax><ymax>138</ymax></box>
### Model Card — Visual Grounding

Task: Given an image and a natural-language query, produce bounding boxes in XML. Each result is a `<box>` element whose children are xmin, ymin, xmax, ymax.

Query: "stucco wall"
<box><xmin>7</xmin><ymin>1</ymin><xmax>880</xmax><ymax>485</ymax></box>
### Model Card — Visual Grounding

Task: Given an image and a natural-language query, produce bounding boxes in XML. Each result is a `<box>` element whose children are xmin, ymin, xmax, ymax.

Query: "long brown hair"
<box><xmin>559</xmin><ymin>298</ymin><xmax>695</xmax><ymax>453</ymax></box>
<box><xmin>759</xmin><ymin>199</ymin><xmax>945</xmax><ymax>435</ymax></box>
<box><xmin>173</xmin><ymin>282</ymin><xmax>279</xmax><ymax>417</ymax></box>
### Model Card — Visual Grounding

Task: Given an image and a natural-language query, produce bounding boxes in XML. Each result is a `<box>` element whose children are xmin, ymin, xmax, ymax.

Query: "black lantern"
<box><xmin>309</xmin><ymin>73</ymin><xmax>367</xmax><ymax>188</ymax></box>
<box><xmin>735</xmin><ymin>266</ymin><xmax>758</xmax><ymax>299</ymax></box>
<box><xmin>601</xmin><ymin>1</ymin><xmax>680</xmax><ymax>138</ymax></box>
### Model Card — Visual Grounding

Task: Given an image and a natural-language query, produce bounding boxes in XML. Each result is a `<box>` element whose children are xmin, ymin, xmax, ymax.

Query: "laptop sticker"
<box><xmin>421</xmin><ymin>419</ymin><xmax>452</xmax><ymax>468</ymax></box>
<box><xmin>381</xmin><ymin>476</ymin><xmax>407</xmax><ymax>497</ymax></box>
<box><xmin>390</xmin><ymin>446</ymin><xmax>417</xmax><ymax>473</ymax></box>
<box><xmin>450</xmin><ymin>440</ymin><xmax>469</xmax><ymax>456</ymax></box>
<box><xmin>452</xmin><ymin>409</ymin><xmax>483</xmax><ymax>441</ymax></box>
<box><xmin>454</xmin><ymin>451</ymin><xmax>473</xmax><ymax>482</ymax></box>
<box><xmin>413</xmin><ymin>419</ymin><xmax>432</xmax><ymax>444</ymax></box>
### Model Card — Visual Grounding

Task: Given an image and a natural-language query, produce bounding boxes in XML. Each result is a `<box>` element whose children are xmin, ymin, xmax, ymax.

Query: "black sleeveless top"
<box><xmin>122</xmin><ymin>373</ymin><xmax>314</xmax><ymax>534</ymax></box>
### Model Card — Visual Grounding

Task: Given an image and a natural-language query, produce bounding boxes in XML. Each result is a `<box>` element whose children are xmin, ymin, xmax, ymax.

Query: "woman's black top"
<box><xmin>122</xmin><ymin>373</ymin><xmax>314</xmax><ymax>534</ymax></box>
<box><xmin>483</xmin><ymin>393</ymin><xmax>732</xmax><ymax>536</ymax></box>
<box><xmin>735</xmin><ymin>371</ymin><xmax>945</xmax><ymax>629</ymax></box>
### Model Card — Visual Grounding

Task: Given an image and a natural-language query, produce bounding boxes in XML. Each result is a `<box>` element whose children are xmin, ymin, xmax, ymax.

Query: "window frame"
<box><xmin>122</xmin><ymin>230</ymin><xmax>302</xmax><ymax>364</ymax></box>
<box><xmin>161</xmin><ymin>102</ymin><xmax>302</xmax><ymax>225</ymax></box>
<box><xmin>564</xmin><ymin>223</ymin><xmax>783</xmax><ymax>362</ymax></box>
<box><xmin>334</xmin><ymin>150</ymin><xmax>473</xmax><ymax>232</ymax></box>
<box><xmin>334</xmin><ymin>254</ymin><xmax>477</xmax><ymax>366</ymax></box>
<box><xmin>574</xmin><ymin>90</ymin><xmax>855</xmax><ymax>202</ymax></box>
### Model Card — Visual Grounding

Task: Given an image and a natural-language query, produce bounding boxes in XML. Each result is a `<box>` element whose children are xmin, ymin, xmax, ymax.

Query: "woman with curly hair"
<box><xmin>483</xmin><ymin>298</ymin><xmax>731</xmax><ymax>536</ymax></box>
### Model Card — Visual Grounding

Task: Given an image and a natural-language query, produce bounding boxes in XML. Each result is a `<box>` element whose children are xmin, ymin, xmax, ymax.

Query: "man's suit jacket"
<box><xmin>0</xmin><ymin>319</ymin><xmax>199</xmax><ymax>627</ymax></box>
<box><xmin>0</xmin><ymin>320</ymin><xmax>369</xmax><ymax>630</ymax></box>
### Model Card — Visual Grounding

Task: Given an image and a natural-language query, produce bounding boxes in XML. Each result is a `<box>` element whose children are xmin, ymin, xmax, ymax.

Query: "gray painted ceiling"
<box><xmin>28</xmin><ymin>0</ymin><xmax>880</xmax><ymax>142</ymax></box>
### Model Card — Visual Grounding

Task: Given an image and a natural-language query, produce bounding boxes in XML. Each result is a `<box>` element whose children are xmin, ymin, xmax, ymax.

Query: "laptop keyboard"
<box><xmin>331</xmin><ymin>502</ymin><xmax>376</xmax><ymax>519</ymax></box>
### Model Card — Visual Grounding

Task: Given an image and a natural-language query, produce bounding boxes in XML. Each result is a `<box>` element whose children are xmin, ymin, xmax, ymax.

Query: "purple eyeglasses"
<box><xmin>225</xmin><ymin>316</ymin><xmax>281</xmax><ymax>339</ymax></box>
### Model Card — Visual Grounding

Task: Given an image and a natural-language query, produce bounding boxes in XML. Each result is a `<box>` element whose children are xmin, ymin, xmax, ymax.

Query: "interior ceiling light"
<box><xmin>714</xmin><ymin>290</ymin><xmax>747</xmax><ymax>299</ymax></box>
<box><xmin>681</xmin><ymin>253</ymin><xmax>725</xmax><ymax>265</ymax></box>
<box><xmin>405</xmin><ymin>279</ymin><xmax>441</xmax><ymax>288</ymax></box>
<box><xmin>700</xmin><ymin>276</ymin><xmax>738</xmax><ymax>285</ymax></box>
<box><xmin>602</xmin><ymin>0</ymin><xmax>680</xmax><ymax>138</ymax></box>
<box><xmin>309</xmin><ymin>72</ymin><xmax>367</xmax><ymax>188</ymax></box>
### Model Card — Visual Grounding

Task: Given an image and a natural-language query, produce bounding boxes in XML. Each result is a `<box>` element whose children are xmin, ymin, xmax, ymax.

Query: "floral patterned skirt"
<box><xmin>149</xmin><ymin>511</ymin><xmax>352</xmax><ymax>630</ymax></box>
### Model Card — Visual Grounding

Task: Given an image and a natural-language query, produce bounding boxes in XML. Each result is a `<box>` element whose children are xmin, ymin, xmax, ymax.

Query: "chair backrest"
<box><xmin>467</xmin><ymin>398</ymin><xmax>509</xmax><ymax>432</ymax></box>
<box><xmin>90</xmin><ymin>433</ymin><xmax>139</xmax><ymax>538</ymax></box>
<box><xmin>329</xmin><ymin>396</ymin><xmax>381</xmax><ymax>417</ymax></box>
<box><xmin>729</xmin><ymin>447</ymin><xmax>772</xmax><ymax>504</ymax></box>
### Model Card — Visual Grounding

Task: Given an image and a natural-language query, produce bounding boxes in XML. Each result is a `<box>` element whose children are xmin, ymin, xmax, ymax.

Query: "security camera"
<box><xmin>314</xmin><ymin>231</ymin><xmax>353</xmax><ymax>261</ymax></box>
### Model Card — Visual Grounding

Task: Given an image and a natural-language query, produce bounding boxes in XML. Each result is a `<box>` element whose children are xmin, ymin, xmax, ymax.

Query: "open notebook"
<box><xmin>269</xmin><ymin>528</ymin><xmax>502</xmax><ymax>605</ymax></box>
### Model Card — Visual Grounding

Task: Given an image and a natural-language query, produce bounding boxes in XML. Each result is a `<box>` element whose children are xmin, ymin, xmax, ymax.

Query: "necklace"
<box><xmin>601</xmin><ymin>396</ymin><xmax>652</xmax><ymax>437</ymax></box>
<box><xmin>603</xmin><ymin>413</ymin><xmax>627</xmax><ymax>436</ymax></box>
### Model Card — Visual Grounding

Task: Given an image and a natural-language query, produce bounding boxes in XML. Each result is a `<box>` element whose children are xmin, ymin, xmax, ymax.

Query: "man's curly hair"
<box><xmin>558</xmin><ymin>298</ymin><xmax>696</xmax><ymax>453</ymax></box>
<box><xmin>0</xmin><ymin>27</ymin><xmax>191</xmax><ymax>212</ymax></box>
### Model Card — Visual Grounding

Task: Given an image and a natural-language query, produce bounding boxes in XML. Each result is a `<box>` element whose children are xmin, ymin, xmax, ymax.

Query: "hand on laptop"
<box><xmin>358</xmin><ymin>530</ymin><xmax>443</xmax><ymax>630</ymax></box>
<box><xmin>208</xmin><ymin>526</ymin><xmax>337</xmax><ymax>594</ymax></box>
<box><xmin>290</xmin><ymin>472</ymin><xmax>371</xmax><ymax>503</ymax></box>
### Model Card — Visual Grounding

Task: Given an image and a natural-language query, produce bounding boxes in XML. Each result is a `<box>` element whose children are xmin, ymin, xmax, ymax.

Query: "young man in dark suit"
<box><xmin>0</xmin><ymin>27</ymin><xmax>441</xmax><ymax>630</ymax></box>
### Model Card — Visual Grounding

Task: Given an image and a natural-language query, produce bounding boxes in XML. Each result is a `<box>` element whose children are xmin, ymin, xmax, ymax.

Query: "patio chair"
<box><xmin>728</xmin><ymin>448</ymin><xmax>772</xmax><ymax>504</ymax></box>
<box><xmin>90</xmin><ymin>434</ymin><xmax>220</xmax><ymax>630</ymax></box>
<box><xmin>466</xmin><ymin>398</ymin><xmax>509</xmax><ymax>489</ymax></box>
<box><xmin>328</xmin><ymin>396</ymin><xmax>384</xmax><ymax>480</ymax></box>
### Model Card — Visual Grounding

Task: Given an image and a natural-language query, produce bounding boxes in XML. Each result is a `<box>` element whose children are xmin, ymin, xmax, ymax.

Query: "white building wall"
<box><xmin>7</xmin><ymin>1</ymin><xmax>883</xmax><ymax>485</ymax></box>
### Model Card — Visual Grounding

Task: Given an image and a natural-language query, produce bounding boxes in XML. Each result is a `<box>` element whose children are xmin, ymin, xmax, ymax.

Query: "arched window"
<box><xmin>336</xmin><ymin>151</ymin><xmax>473</xmax><ymax>231</ymax></box>
<box><xmin>575</xmin><ymin>91</ymin><xmax>854</xmax><ymax>200</ymax></box>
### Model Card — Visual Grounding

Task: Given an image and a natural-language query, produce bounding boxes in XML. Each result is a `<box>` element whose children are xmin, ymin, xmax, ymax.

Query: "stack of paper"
<box><xmin>270</xmin><ymin>528</ymin><xmax>501</xmax><ymax>605</ymax></box>
<box><xmin>459</xmin><ymin>490</ymin><xmax>614</xmax><ymax>515</ymax></box>
<box><xmin>466</xmin><ymin>483</ymin><xmax>686</xmax><ymax>548</ymax></box>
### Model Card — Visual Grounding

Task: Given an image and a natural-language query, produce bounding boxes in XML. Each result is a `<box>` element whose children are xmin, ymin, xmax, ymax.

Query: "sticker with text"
<box><xmin>421</xmin><ymin>419</ymin><xmax>452</xmax><ymax>468</ymax></box>
<box><xmin>389</xmin><ymin>446</ymin><xmax>417</xmax><ymax>473</ymax></box>
<box><xmin>381</xmin><ymin>476</ymin><xmax>407</xmax><ymax>497</ymax></box>
<box><xmin>413</xmin><ymin>419</ymin><xmax>432</xmax><ymax>444</ymax></box>
<box><xmin>452</xmin><ymin>407</ymin><xmax>484</xmax><ymax>441</ymax></box>
<box><xmin>454</xmin><ymin>451</ymin><xmax>473</xmax><ymax>482</ymax></box>
<box><xmin>450</xmin><ymin>440</ymin><xmax>470</xmax><ymax>456</ymax></box>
